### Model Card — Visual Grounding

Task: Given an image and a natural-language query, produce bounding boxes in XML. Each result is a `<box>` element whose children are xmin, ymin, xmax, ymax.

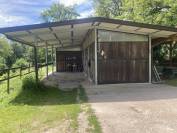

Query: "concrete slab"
<box><xmin>42</xmin><ymin>72</ymin><xmax>85</xmax><ymax>91</ymax></box>
<box><xmin>83</xmin><ymin>83</ymin><xmax>177</xmax><ymax>133</ymax></box>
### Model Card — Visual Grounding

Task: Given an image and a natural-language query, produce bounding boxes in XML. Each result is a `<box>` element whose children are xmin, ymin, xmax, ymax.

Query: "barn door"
<box><xmin>98</xmin><ymin>42</ymin><xmax>149</xmax><ymax>84</ymax></box>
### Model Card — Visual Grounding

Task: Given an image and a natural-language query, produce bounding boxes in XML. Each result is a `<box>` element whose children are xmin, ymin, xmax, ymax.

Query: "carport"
<box><xmin>0</xmin><ymin>17</ymin><xmax>176</xmax><ymax>84</ymax></box>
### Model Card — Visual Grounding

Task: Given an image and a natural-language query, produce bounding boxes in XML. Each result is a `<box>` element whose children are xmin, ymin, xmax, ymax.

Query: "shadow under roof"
<box><xmin>0</xmin><ymin>17</ymin><xmax>176</xmax><ymax>48</ymax></box>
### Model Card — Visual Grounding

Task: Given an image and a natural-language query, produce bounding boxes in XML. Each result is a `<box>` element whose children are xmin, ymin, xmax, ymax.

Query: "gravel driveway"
<box><xmin>84</xmin><ymin>83</ymin><xmax>177</xmax><ymax>133</ymax></box>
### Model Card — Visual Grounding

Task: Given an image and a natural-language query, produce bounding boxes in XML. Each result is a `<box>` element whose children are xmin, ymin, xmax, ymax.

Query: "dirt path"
<box><xmin>77</xmin><ymin>88</ymin><xmax>91</xmax><ymax>133</ymax></box>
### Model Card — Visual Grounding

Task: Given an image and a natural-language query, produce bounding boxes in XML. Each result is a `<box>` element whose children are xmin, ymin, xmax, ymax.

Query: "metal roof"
<box><xmin>0</xmin><ymin>17</ymin><xmax>176</xmax><ymax>48</ymax></box>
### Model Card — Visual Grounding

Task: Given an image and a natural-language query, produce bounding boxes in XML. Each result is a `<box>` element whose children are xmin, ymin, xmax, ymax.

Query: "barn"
<box><xmin>0</xmin><ymin>17</ymin><xmax>177</xmax><ymax>84</ymax></box>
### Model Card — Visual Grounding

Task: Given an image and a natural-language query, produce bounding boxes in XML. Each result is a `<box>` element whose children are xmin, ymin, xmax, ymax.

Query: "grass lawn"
<box><xmin>165</xmin><ymin>78</ymin><xmax>177</xmax><ymax>87</ymax></box>
<box><xmin>0</xmin><ymin>66</ymin><xmax>101</xmax><ymax>133</ymax></box>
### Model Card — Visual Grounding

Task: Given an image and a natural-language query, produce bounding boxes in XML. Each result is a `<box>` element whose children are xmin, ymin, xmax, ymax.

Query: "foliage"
<box><xmin>0</xmin><ymin>37</ymin><xmax>11</xmax><ymax>58</ymax></box>
<box><xmin>94</xmin><ymin>0</ymin><xmax>177</xmax><ymax>26</ymax></box>
<box><xmin>11</xmin><ymin>42</ymin><xmax>27</xmax><ymax>59</ymax></box>
<box><xmin>0</xmin><ymin>57</ymin><xmax>6</xmax><ymax>75</ymax></box>
<box><xmin>12</xmin><ymin>58</ymin><xmax>28</xmax><ymax>68</ymax></box>
<box><xmin>0</xmin><ymin>67</ymin><xmax>80</xmax><ymax>132</ymax></box>
<box><xmin>94</xmin><ymin>0</ymin><xmax>122</xmax><ymax>18</ymax></box>
<box><xmin>41</xmin><ymin>3</ymin><xmax>79</xmax><ymax>22</ymax></box>
<box><xmin>0</xmin><ymin>57</ymin><xmax>6</xmax><ymax>69</ymax></box>
<box><xmin>94</xmin><ymin>0</ymin><xmax>177</xmax><ymax>67</ymax></box>
<box><xmin>165</xmin><ymin>78</ymin><xmax>177</xmax><ymax>86</ymax></box>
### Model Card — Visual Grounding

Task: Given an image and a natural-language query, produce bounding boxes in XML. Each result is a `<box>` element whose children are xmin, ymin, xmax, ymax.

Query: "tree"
<box><xmin>11</xmin><ymin>42</ymin><xmax>26</xmax><ymax>59</ymax></box>
<box><xmin>0</xmin><ymin>37</ymin><xmax>11</xmax><ymax>58</ymax></box>
<box><xmin>94</xmin><ymin>0</ymin><xmax>122</xmax><ymax>18</ymax></box>
<box><xmin>94</xmin><ymin>0</ymin><xmax>177</xmax><ymax>66</ymax></box>
<box><xmin>41</xmin><ymin>3</ymin><xmax>79</xmax><ymax>22</ymax></box>
<box><xmin>94</xmin><ymin>0</ymin><xmax>177</xmax><ymax>26</ymax></box>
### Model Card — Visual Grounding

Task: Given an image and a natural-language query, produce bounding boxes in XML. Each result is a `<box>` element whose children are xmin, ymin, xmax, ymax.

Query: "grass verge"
<box><xmin>0</xmin><ymin>67</ymin><xmax>80</xmax><ymax>133</ymax></box>
<box><xmin>165</xmin><ymin>78</ymin><xmax>177</xmax><ymax>87</ymax></box>
<box><xmin>78</xmin><ymin>86</ymin><xmax>102</xmax><ymax>133</ymax></box>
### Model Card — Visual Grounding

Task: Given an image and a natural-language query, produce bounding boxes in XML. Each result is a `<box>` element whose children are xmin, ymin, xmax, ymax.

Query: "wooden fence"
<box><xmin>0</xmin><ymin>63</ymin><xmax>53</xmax><ymax>94</ymax></box>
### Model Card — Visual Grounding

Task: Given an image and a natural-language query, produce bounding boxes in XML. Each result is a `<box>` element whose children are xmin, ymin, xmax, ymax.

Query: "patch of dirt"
<box><xmin>78</xmin><ymin>108</ymin><xmax>90</xmax><ymax>133</ymax></box>
<box><xmin>43</xmin><ymin>119</ymin><xmax>74</xmax><ymax>133</ymax></box>
<box><xmin>77</xmin><ymin>89</ymin><xmax>91</xmax><ymax>133</ymax></box>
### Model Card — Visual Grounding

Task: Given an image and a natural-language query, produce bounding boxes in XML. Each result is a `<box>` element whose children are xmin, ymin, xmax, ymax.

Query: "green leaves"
<box><xmin>41</xmin><ymin>3</ymin><xmax>79</xmax><ymax>22</ymax></box>
<box><xmin>94</xmin><ymin>0</ymin><xmax>177</xmax><ymax>26</ymax></box>
<box><xmin>0</xmin><ymin>37</ymin><xmax>11</xmax><ymax>58</ymax></box>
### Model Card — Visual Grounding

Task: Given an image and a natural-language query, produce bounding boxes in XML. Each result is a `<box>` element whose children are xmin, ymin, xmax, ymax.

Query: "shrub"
<box><xmin>13</xmin><ymin>58</ymin><xmax>28</xmax><ymax>68</ymax></box>
<box><xmin>163</xmin><ymin>67</ymin><xmax>173</xmax><ymax>79</ymax></box>
<box><xmin>12</xmin><ymin>58</ymin><xmax>29</xmax><ymax>73</ymax></box>
<box><xmin>0</xmin><ymin>59</ymin><xmax>6</xmax><ymax>76</ymax></box>
<box><xmin>22</xmin><ymin>76</ymin><xmax>45</xmax><ymax>90</ymax></box>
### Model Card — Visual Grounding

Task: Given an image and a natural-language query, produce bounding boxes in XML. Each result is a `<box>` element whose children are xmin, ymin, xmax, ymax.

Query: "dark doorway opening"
<box><xmin>56</xmin><ymin>51</ymin><xmax>83</xmax><ymax>72</ymax></box>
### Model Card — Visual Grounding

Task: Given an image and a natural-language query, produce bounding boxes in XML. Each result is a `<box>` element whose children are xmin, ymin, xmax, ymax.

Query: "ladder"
<box><xmin>152</xmin><ymin>65</ymin><xmax>162</xmax><ymax>83</ymax></box>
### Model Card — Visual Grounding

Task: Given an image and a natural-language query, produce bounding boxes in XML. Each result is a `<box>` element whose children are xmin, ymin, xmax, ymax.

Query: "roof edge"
<box><xmin>0</xmin><ymin>17</ymin><xmax>177</xmax><ymax>33</ymax></box>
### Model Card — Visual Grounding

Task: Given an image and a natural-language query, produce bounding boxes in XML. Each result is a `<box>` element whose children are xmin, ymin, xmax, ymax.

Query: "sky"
<box><xmin>0</xmin><ymin>0</ymin><xmax>94</xmax><ymax>28</ymax></box>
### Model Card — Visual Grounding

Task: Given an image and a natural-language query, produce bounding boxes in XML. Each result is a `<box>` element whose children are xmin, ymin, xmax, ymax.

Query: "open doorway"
<box><xmin>56</xmin><ymin>51</ymin><xmax>83</xmax><ymax>72</ymax></box>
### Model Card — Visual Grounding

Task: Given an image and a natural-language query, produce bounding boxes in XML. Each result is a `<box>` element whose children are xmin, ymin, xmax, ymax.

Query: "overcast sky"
<box><xmin>0</xmin><ymin>0</ymin><xmax>93</xmax><ymax>27</ymax></box>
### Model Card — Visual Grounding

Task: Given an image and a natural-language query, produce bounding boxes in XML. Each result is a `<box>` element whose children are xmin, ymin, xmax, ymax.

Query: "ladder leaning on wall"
<box><xmin>152</xmin><ymin>65</ymin><xmax>162</xmax><ymax>83</ymax></box>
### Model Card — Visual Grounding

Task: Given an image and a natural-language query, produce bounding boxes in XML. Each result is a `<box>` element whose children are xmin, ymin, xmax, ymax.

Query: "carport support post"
<box><xmin>149</xmin><ymin>35</ymin><xmax>152</xmax><ymax>83</ymax></box>
<box><xmin>51</xmin><ymin>46</ymin><xmax>54</xmax><ymax>73</ymax></box>
<box><xmin>34</xmin><ymin>46</ymin><xmax>38</xmax><ymax>83</ymax></box>
<box><xmin>94</xmin><ymin>28</ymin><xmax>98</xmax><ymax>85</ymax></box>
<box><xmin>45</xmin><ymin>45</ymin><xmax>48</xmax><ymax>78</ymax></box>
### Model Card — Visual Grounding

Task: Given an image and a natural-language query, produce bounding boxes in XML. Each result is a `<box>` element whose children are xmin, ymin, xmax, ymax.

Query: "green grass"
<box><xmin>165</xmin><ymin>78</ymin><xmax>177</xmax><ymax>87</ymax></box>
<box><xmin>0</xmin><ymin>66</ymin><xmax>80</xmax><ymax>133</ymax></box>
<box><xmin>0</xmin><ymin>66</ymin><xmax>101</xmax><ymax>133</ymax></box>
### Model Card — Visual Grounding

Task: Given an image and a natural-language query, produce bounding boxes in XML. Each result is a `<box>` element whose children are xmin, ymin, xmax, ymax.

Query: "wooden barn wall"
<box><xmin>97</xmin><ymin>30</ymin><xmax>149</xmax><ymax>84</ymax></box>
<box><xmin>82</xmin><ymin>29</ymin><xmax>95</xmax><ymax>82</ymax></box>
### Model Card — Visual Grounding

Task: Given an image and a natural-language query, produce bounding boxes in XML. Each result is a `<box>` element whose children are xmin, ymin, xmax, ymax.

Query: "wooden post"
<box><xmin>51</xmin><ymin>46</ymin><xmax>54</xmax><ymax>73</ymax></box>
<box><xmin>55</xmin><ymin>48</ymin><xmax>57</xmax><ymax>72</ymax></box>
<box><xmin>7</xmin><ymin>69</ymin><xmax>10</xmax><ymax>94</ymax></box>
<box><xmin>149</xmin><ymin>35</ymin><xmax>152</xmax><ymax>83</ymax></box>
<box><xmin>94</xmin><ymin>28</ymin><xmax>98</xmax><ymax>85</ymax></box>
<box><xmin>34</xmin><ymin>46</ymin><xmax>38</xmax><ymax>83</ymax></box>
<box><xmin>45</xmin><ymin>46</ymin><xmax>48</xmax><ymax>77</ymax></box>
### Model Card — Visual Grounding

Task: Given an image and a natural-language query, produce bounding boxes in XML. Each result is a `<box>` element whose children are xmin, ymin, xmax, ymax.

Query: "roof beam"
<box><xmin>116</xmin><ymin>25</ymin><xmax>122</xmax><ymax>29</ymax></box>
<box><xmin>27</xmin><ymin>30</ymin><xmax>54</xmax><ymax>47</ymax></box>
<box><xmin>92</xmin><ymin>22</ymin><xmax>101</xmax><ymax>26</ymax></box>
<box><xmin>150</xmin><ymin>30</ymin><xmax>161</xmax><ymax>35</ymax></box>
<box><xmin>49</xmin><ymin>27</ymin><xmax>63</xmax><ymax>47</ymax></box>
<box><xmin>37</xmin><ymin>43</ymin><xmax>81</xmax><ymax>48</ymax></box>
<box><xmin>5</xmin><ymin>34</ymin><xmax>34</xmax><ymax>47</ymax></box>
<box><xmin>134</xmin><ymin>27</ymin><xmax>142</xmax><ymax>31</ymax></box>
<box><xmin>80</xmin><ymin>29</ymin><xmax>91</xmax><ymax>47</ymax></box>
<box><xmin>57</xmin><ymin>44</ymin><xmax>81</xmax><ymax>49</ymax></box>
<box><xmin>27</xmin><ymin>30</ymin><xmax>44</xmax><ymax>46</ymax></box>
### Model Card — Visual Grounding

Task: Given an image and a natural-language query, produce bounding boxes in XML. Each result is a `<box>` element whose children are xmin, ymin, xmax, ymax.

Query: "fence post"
<box><xmin>45</xmin><ymin>46</ymin><xmax>48</xmax><ymax>78</ymax></box>
<box><xmin>7</xmin><ymin>69</ymin><xmax>10</xmax><ymax>94</ymax></box>
<box><xmin>20</xmin><ymin>66</ymin><xmax>22</xmax><ymax>79</ymax></box>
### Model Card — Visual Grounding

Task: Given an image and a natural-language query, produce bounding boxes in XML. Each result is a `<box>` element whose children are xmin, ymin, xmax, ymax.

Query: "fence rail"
<box><xmin>0</xmin><ymin>62</ymin><xmax>53</xmax><ymax>94</ymax></box>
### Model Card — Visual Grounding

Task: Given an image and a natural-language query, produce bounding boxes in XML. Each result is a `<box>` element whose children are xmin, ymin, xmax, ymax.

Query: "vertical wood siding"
<box><xmin>98</xmin><ymin>42</ymin><xmax>149</xmax><ymax>84</ymax></box>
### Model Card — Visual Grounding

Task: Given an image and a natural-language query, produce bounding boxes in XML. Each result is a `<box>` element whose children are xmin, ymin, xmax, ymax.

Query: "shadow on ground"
<box><xmin>85</xmin><ymin>83</ymin><xmax>177</xmax><ymax>103</ymax></box>
<box><xmin>10</xmin><ymin>83</ymin><xmax>79</xmax><ymax>106</ymax></box>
